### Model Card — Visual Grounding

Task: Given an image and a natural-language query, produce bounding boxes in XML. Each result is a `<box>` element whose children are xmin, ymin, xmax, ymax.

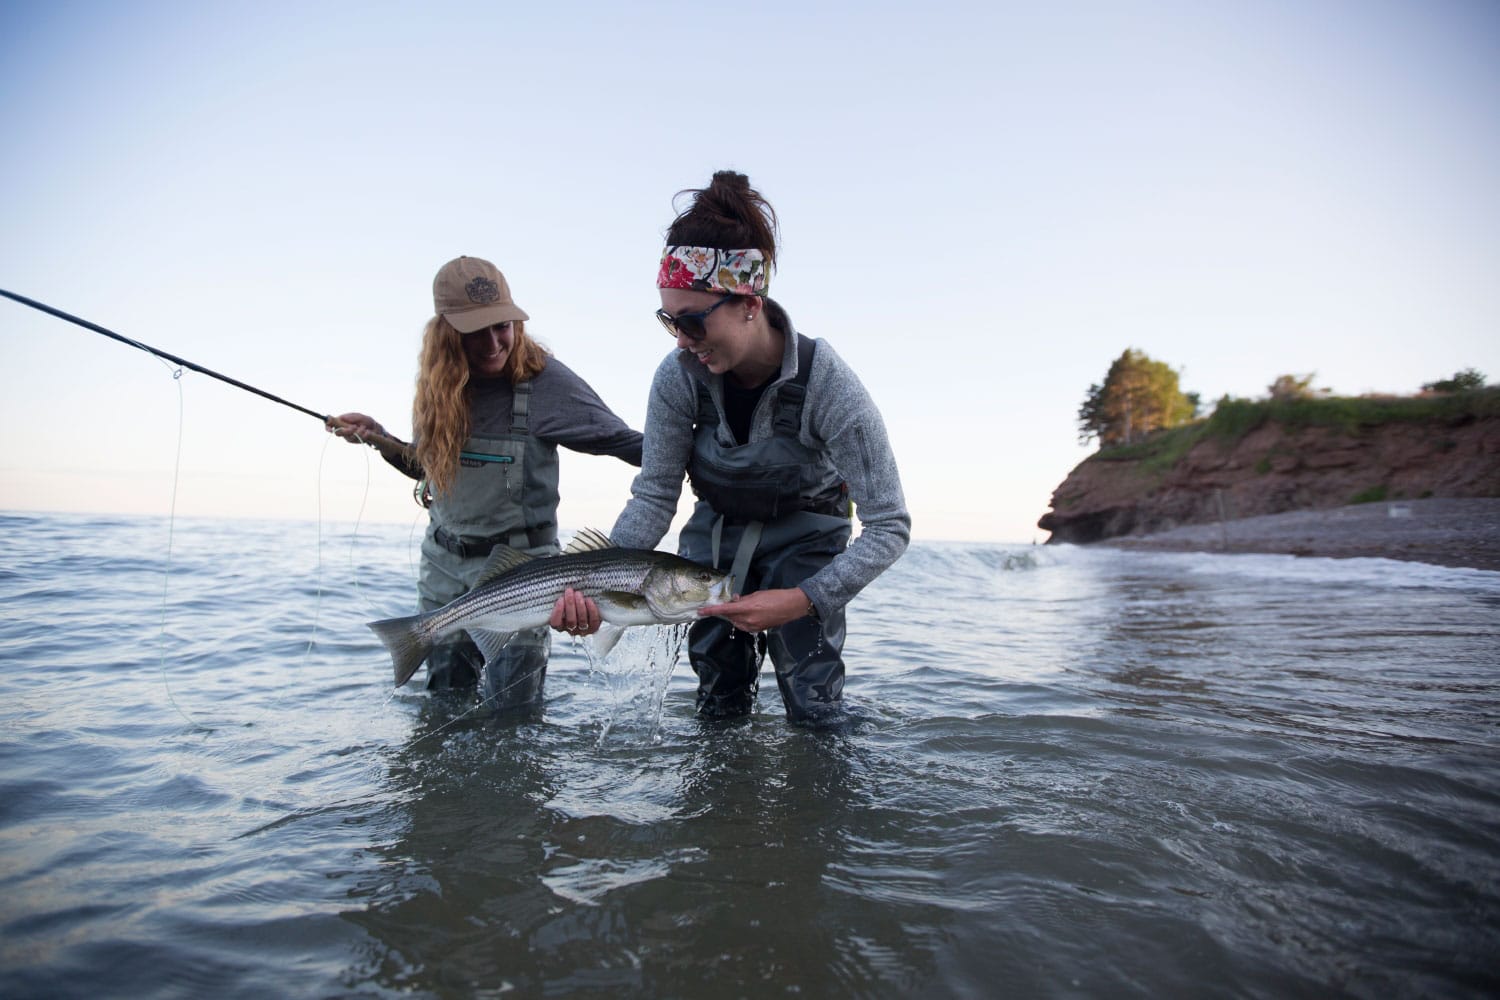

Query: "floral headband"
<box><xmin>657</xmin><ymin>246</ymin><xmax>769</xmax><ymax>295</ymax></box>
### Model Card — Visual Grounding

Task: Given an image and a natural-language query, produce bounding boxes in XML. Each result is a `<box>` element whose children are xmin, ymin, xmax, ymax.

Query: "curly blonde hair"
<box><xmin>412</xmin><ymin>317</ymin><xmax>550</xmax><ymax>497</ymax></box>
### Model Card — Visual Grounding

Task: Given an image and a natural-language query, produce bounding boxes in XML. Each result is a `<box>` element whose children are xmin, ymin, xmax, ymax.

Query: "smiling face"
<box><xmin>659</xmin><ymin>289</ymin><xmax>740</xmax><ymax>373</ymax></box>
<box><xmin>461</xmin><ymin>321</ymin><xmax>515</xmax><ymax>378</ymax></box>
<box><xmin>660</xmin><ymin>289</ymin><xmax>790</xmax><ymax>388</ymax></box>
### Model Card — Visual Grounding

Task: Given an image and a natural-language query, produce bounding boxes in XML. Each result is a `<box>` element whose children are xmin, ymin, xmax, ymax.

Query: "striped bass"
<box><xmin>369</xmin><ymin>528</ymin><xmax>733</xmax><ymax>686</ymax></box>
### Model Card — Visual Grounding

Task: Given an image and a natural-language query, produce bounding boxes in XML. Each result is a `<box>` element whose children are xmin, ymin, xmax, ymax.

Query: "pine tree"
<box><xmin>1077</xmin><ymin>348</ymin><xmax>1198</xmax><ymax>448</ymax></box>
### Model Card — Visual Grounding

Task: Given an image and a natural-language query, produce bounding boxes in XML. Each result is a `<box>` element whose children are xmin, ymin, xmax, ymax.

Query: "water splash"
<box><xmin>579</xmin><ymin>624</ymin><xmax>690</xmax><ymax>747</ymax></box>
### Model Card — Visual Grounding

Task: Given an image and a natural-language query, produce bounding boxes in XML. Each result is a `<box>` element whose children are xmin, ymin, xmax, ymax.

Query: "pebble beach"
<box><xmin>1094</xmin><ymin>497</ymin><xmax>1500</xmax><ymax>572</ymax></box>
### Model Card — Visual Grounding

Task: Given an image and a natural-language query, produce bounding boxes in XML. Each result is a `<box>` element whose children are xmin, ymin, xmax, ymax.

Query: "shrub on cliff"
<box><xmin>1267</xmin><ymin>373</ymin><xmax>1329</xmax><ymax>401</ymax></box>
<box><xmin>1422</xmin><ymin>368</ymin><xmax>1487</xmax><ymax>393</ymax></box>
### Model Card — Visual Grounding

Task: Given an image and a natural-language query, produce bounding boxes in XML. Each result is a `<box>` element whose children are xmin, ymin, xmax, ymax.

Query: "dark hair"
<box><xmin>667</xmin><ymin>170</ymin><xmax>789</xmax><ymax>331</ymax></box>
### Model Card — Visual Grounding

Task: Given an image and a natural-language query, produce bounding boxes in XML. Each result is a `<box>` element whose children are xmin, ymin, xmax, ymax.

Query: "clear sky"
<box><xmin>3</xmin><ymin>0</ymin><xmax>1497</xmax><ymax>543</ymax></box>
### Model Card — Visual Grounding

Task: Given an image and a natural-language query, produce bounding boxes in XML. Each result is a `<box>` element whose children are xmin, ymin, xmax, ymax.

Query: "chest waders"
<box><xmin>417</xmin><ymin>381</ymin><xmax>561</xmax><ymax>709</ymax></box>
<box><xmin>679</xmin><ymin>334</ymin><xmax>853</xmax><ymax>723</ymax></box>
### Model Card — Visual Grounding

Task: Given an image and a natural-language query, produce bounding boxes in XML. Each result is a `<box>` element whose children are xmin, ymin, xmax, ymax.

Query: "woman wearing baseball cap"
<box><xmin>554</xmin><ymin>171</ymin><xmax>910</xmax><ymax>724</ymax></box>
<box><xmin>330</xmin><ymin>256</ymin><xmax>642</xmax><ymax>711</ymax></box>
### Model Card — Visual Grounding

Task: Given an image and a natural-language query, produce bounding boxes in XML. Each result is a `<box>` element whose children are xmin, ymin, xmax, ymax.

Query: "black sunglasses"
<box><xmin>656</xmin><ymin>295</ymin><xmax>734</xmax><ymax>341</ymax></box>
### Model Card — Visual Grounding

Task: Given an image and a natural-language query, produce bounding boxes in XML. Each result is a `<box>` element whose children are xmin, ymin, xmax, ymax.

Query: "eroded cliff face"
<box><xmin>1038</xmin><ymin>415</ymin><xmax>1500</xmax><ymax>544</ymax></box>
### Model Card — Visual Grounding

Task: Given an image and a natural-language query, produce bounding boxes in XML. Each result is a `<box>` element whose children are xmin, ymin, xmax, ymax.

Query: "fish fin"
<box><xmin>600</xmin><ymin>589</ymin><xmax>647</xmax><ymax>609</ymax></box>
<box><xmin>474</xmin><ymin>545</ymin><xmax>534</xmax><ymax>587</ymax></box>
<box><xmin>589</xmin><ymin>622</ymin><xmax>625</xmax><ymax>658</ymax></box>
<box><xmin>368</xmin><ymin>614</ymin><xmax>432</xmax><ymax>688</ymax></box>
<box><xmin>469</xmin><ymin>627</ymin><xmax>516</xmax><ymax>666</ymax></box>
<box><xmin>562</xmin><ymin>527</ymin><xmax>615</xmax><ymax>555</ymax></box>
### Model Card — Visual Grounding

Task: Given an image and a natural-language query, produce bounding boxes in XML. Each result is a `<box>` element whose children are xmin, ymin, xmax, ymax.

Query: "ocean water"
<box><xmin>1</xmin><ymin>510</ymin><xmax>1497</xmax><ymax>998</ymax></box>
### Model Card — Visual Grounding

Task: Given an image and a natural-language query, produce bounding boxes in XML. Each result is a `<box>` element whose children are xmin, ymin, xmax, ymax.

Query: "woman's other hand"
<box><xmin>701</xmin><ymin>587</ymin><xmax>815</xmax><ymax>633</ymax></box>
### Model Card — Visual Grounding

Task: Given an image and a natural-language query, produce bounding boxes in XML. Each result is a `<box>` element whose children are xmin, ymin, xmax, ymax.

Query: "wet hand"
<box><xmin>701</xmin><ymin>587</ymin><xmax>814</xmax><ymax>633</ymax></box>
<box><xmin>551</xmin><ymin>587</ymin><xmax>601</xmax><ymax>637</ymax></box>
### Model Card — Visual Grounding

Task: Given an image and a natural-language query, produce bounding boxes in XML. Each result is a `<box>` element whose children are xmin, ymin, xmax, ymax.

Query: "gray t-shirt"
<box><xmin>385</xmin><ymin>356</ymin><xmax>642</xmax><ymax>478</ymax></box>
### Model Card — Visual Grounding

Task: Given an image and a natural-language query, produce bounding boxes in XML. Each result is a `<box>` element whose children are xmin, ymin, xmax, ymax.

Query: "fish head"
<box><xmin>639</xmin><ymin>555</ymin><xmax>733</xmax><ymax>622</ymax></box>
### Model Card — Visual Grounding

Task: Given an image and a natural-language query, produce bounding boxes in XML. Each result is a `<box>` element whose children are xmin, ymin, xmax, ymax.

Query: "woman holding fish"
<box><xmin>330</xmin><ymin>255</ymin><xmax>642</xmax><ymax>709</ymax></box>
<box><xmin>555</xmin><ymin>171</ymin><xmax>910</xmax><ymax>723</ymax></box>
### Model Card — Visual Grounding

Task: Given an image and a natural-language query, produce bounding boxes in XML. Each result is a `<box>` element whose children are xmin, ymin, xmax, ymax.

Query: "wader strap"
<box><xmin>707</xmin><ymin>514</ymin><xmax>764</xmax><ymax>592</ymax></box>
<box><xmin>772</xmin><ymin>334</ymin><xmax>816</xmax><ymax>435</ymax></box>
<box><xmin>509</xmin><ymin>380</ymin><xmax>534</xmax><ymax>548</ymax></box>
<box><xmin>511</xmin><ymin>380</ymin><xmax>532</xmax><ymax>433</ymax></box>
<box><xmin>724</xmin><ymin>520</ymin><xmax>764</xmax><ymax>597</ymax></box>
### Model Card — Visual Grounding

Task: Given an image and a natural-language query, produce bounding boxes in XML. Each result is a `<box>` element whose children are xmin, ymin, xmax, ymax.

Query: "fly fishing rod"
<box><xmin>0</xmin><ymin>287</ymin><xmax>411</xmax><ymax>455</ymax></box>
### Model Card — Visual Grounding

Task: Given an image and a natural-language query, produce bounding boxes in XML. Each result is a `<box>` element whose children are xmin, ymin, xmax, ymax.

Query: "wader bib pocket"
<box><xmin>689</xmin><ymin>458</ymin><xmax>803</xmax><ymax>522</ymax></box>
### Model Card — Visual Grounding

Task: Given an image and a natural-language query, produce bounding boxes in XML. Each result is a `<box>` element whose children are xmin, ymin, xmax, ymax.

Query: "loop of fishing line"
<box><xmin>401</xmin><ymin>647</ymin><xmax>547</xmax><ymax>748</ymax></box>
<box><xmin>290</xmin><ymin>433</ymin><xmax>336</xmax><ymax>701</ymax></box>
<box><xmin>156</xmin><ymin>361</ymin><xmax>211</xmax><ymax>733</ymax></box>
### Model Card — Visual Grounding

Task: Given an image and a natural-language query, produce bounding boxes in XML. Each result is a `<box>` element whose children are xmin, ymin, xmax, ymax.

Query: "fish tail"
<box><xmin>367</xmin><ymin>614</ymin><xmax>432</xmax><ymax>687</ymax></box>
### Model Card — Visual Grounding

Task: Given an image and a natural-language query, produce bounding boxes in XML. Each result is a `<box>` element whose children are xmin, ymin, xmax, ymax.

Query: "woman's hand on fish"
<box><xmin>702</xmin><ymin>587</ymin><xmax>814</xmax><ymax>633</ymax></box>
<box><xmin>551</xmin><ymin>587</ymin><xmax>601</xmax><ymax>637</ymax></box>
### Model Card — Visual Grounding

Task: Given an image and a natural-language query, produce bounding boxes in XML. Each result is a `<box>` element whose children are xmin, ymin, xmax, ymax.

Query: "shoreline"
<box><xmin>1085</xmin><ymin>497</ymin><xmax>1500</xmax><ymax>572</ymax></box>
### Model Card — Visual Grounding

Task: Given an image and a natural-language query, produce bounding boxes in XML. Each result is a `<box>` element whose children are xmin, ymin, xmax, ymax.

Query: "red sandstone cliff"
<box><xmin>1038</xmin><ymin>411</ymin><xmax>1500</xmax><ymax>544</ymax></box>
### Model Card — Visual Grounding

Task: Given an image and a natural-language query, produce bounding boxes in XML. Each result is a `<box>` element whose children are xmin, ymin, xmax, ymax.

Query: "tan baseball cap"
<box><xmin>432</xmin><ymin>256</ymin><xmax>530</xmax><ymax>333</ymax></box>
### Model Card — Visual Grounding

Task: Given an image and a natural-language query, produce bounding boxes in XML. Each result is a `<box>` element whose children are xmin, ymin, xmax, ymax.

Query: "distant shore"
<box><xmin>1089</xmin><ymin>497</ymin><xmax>1500</xmax><ymax>572</ymax></box>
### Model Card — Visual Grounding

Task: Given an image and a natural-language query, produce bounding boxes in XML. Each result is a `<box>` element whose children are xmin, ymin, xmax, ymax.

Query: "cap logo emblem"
<box><xmin>465</xmin><ymin>277</ymin><xmax>498</xmax><ymax>304</ymax></box>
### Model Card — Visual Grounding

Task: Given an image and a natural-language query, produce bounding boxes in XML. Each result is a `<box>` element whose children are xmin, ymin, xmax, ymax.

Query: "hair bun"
<box><xmin>667</xmin><ymin>170</ymin><xmax>780</xmax><ymax>269</ymax></box>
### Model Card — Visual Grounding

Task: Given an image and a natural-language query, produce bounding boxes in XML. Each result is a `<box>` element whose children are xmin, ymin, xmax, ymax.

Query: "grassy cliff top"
<box><xmin>1094</xmin><ymin>386</ymin><xmax>1500</xmax><ymax>473</ymax></box>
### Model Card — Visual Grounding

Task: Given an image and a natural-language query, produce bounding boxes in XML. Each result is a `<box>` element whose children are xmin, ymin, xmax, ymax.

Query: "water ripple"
<box><xmin>0</xmin><ymin>515</ymin><xmax>1496</xmax><ymax>997</ymax></box>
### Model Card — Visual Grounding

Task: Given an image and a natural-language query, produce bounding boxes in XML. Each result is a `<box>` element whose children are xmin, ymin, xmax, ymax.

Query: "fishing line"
<box><xmin>3</xmin><ymin>289</ymin><xmax>422</xmax><ymax>713</ymax></box>
<box><xmin>398</xmin><ymin>640</ymin><xmax>564</xmax><ymax>750</ymax></box>
<box><xmin>407</xmin><ymin>662</ymin><xmax>542</xmax><ymax>747</ymax></box>
<box><xmin>342</xmin><ymin>426</ymin><xmax>423</xmax><ymax>618</ymax></box>
<box><xmin>155</xmin><ymin>361</ymin><xmax>212</xmax><ymax>733</ymax></box>
<box><xmin>345</xmin><ymin>431</ymin><xmax>378</xmax><ymax>615</ymax></box>
<box><xmin>290</xmin><ymin>431</ymin><xmax>336</xmax><ymax>699</ymax></box>
<box><xmin>4</xmin><ymin>288</ymin><xmax>565</xmax><ymax>741</ymax></box>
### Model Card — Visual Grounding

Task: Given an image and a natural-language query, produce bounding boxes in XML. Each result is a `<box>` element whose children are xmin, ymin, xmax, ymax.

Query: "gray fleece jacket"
<box><xmin>611</xmin><ymin>319</ymin><xmax>910</xmax><ymax>617</ymax></box>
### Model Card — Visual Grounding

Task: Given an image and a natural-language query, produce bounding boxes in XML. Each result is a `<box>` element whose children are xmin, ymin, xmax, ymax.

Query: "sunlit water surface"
<box><xmin>1</xmin><ymin>512</ymin><xmax>1497</xmax><ymax>997</ymax></box>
